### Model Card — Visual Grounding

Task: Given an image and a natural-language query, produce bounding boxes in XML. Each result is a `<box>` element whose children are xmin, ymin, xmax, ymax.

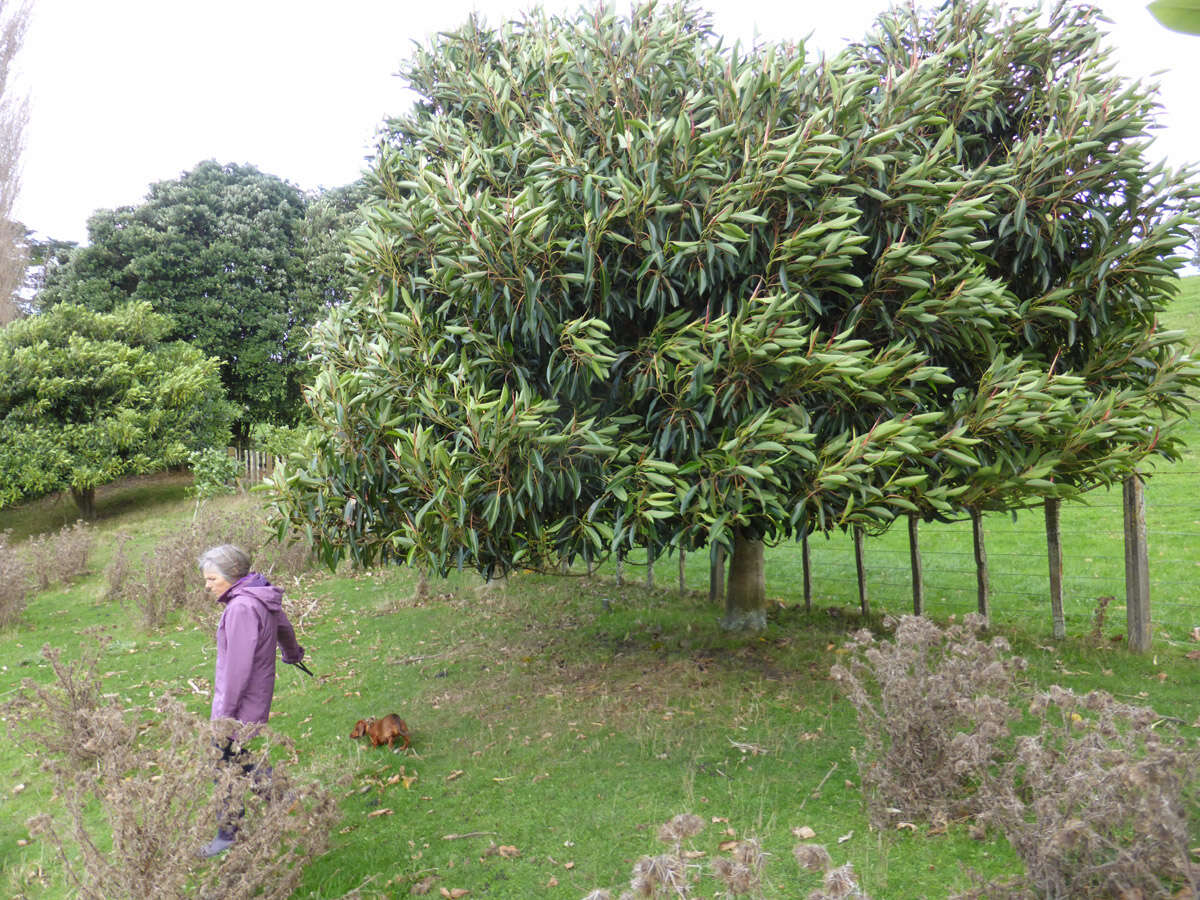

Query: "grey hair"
<box><xmin>198</xmin><ymin>544</ymin><xmax>251</xmax><ymax>581</ymax></box>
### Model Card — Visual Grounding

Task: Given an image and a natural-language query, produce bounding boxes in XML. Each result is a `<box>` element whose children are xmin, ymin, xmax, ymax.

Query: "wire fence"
<box><xmin>768</xmin><ymin>468</ymin><xmax>1200</xmax><ymax>641</ymax></box>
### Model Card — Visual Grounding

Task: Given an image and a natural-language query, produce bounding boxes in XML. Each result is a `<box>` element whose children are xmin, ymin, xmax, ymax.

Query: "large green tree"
<box><xmin>0</xmin><ymin>301</ymin><xmax>234</xmax><ymax>517</ymax></box>
<box><xmin>269</xmin><ymin>1</ymin><xmax>1198</xmax><ymax>629</ymax></box>
<box><xmin>39</xmin><ymin>161</ymin><xmax>333</xmax><ymax>430</ymax></box>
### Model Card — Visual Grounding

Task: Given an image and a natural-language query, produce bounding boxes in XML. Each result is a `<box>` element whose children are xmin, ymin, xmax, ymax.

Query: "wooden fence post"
<box><xmin>971</xmin><ymin>508</ymin><xmax>990</xmax><ymax>625</ymax></box>
<box><xmin>1045</xmin><ymin>498</ymin><xmax>1066</xmax><ymax>640</ymax></box>
<box><xmin>908</xmin><ymin>513</ymin><xmax>924</xmax><ymax>617</ymax></box>
<box><xmin>801</xmin><ymin>531</ymin><xmax>812</xmax><ymax>613</ymax></box>
<box><xmin>1123</xmin><ymin>475</ymin><xmax>1151</xmax><ymax>652</ymax></box>
<box><xmin>853</xmin><ymin>525</ymin><xmax>869</xmax><ymax>618</ymax></box>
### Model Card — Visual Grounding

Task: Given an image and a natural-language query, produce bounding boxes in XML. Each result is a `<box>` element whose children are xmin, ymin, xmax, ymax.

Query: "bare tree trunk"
<box><xmin>615</xmin><ymin>551</ymin><xmax>624</xmax><ymax>587</ymax></box>
<box><xmin>722</xmin><ymin>533</ymin><xmax>766</xmax><ymax>631</ymax></box>
<box><xmin>908</xmin><ymin>513</ymin><xmax>924</xmax><ymax>617</ymax></box>
<box><xmin>70</xmin><ymin>486</ymin><xmax>96</xmax><ymax>520</ymax></box>
<box><xmin>646</xmin><ymin>548</ymin><xmax>654</xmax><ymax>589</ymax></box>
<box><xmin>678</xmin><ymin>549</ymin><xmax>686</xmax><ymax>593</ymax></box>
<box><xmin>971</xmin><ymin>507</ymin><xmax>990</xmax><ymax>626</ymax></box>
<box><xmin>853</xmin><ymin>525</ymin><xmax>868</xmax><ymax>618</ymax></box>
<box><xmin>1044</xmin><ymin>498</ymin><xmax>1065</xmax><ymax>640</ymax></box>
<box><xmin>708</xmin><ymin>543</ymin><xmax>726</xmax><ymax>607</ymax></box>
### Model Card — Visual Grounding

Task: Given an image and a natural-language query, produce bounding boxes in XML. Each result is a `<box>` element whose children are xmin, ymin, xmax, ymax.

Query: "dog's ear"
<box><xmin>350</xmin><ymin>719</ymin><xmax>367</xmax><ymax>738</ymax></box>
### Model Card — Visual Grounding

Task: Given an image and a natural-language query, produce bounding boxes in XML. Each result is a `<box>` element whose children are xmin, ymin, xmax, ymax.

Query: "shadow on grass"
<box><xmin>0</xmin><ymin>470</ymin><xmax>194</xmax><ymax>543</ymax></box>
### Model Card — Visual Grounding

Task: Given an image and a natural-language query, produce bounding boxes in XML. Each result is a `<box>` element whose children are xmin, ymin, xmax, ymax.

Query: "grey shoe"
<box><xmin>199</xmin><ymin>833</ymin><xmax>235</xmax><ymax>858</ymax></box>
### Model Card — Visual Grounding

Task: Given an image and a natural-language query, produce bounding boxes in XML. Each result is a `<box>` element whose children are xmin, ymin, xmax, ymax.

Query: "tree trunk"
<box><xmin>646</xmin><ymin>548</ymin><xmax>655</xmax><ymax>589</ymax></box>
<box><xmin>908</xmin><ymin>513</ymin><xmax>924</xmax><ymax>617</ymax></box>
<box><xmin>853</xmin><ymin>525</ymin><xmax>869</xmax><ymax>618</ymax></box>
<box><xmin>722</xmin><ymin>534</ymin><xmax>766</xmax><ymax>631</ymax></box>
<box><xmin>615</xmin><ymin>552</ymin><xmax>624</xmax><ymax>587</ymax></box>
<box><xmin>678</xmin><ymin>549</ymin><xmax>686</xmax><ymax>593</ymax></box>
<box><xmin>971</xmin><ymin>507</ymin><xmax>990</xmax><ymax>625</ymax></box>
<box><xmin>70</xmin><ymin>486</ymin><xmax>96</xmax><ymax>520</ymax></box>
<box><xmin>708</xmin><ymin>543</ymin><xmax>726</xmax><ymax>607</ymax></box>
<box><xmin>1044</xmin><ymin>498</ymin><xmax>1065</xmax><ymax>640</ymax></box>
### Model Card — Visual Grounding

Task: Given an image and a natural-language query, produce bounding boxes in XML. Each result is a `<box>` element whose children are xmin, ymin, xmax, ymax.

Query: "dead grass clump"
<box><xmin>0</xmin><ymin>528</ymin><xmax>33</xmax><ymax>627</ymax></box>
<box><xmin>830</xmin><ymin>615</ymin><xmax>1025</xmax><ymax>826</ymax></box>
<box><xmin>11</xmin><ymin>645</ymin><xmax>341</xmax><ymax>900</ymax></box>
<box><xmin>977</xmin><ymin>686</ymin><xmax>1200</xmax><ymax>899</ymax></box>
<box><xmin>581</xmin><ymin>820</ymin><xmax>870</xmax><ymax>899</ymax></box>
<box><xmin>24</xmin><ymin>519</ymin><xmax>94</xmax><ymax>591</ymax></box>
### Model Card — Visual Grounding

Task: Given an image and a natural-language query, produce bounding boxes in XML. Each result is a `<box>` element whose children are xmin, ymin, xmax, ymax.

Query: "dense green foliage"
<box><xmin>0</xmin><ymin>301</ymin><xmax>233</xmax><ymax>515</ymax></box>
<box><xmin>270</xmin><ymin>1</ymin><xmax>1199</xmax><ymax>615</ymax></box>
<box><xmin>39</xmin><ymin>162</ymin><xmax>364</xmax><ymax>429</ymax></box>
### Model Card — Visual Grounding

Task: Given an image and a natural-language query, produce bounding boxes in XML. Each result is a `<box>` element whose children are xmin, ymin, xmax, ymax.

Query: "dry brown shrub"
<box><xmin>24</xmin><ymin>519</ymin><xmax>95</xmax><ymax>591</ymax></box>
<box><xmin>9</xmin><ymin>645</ymin><xmax>341</xmax><ymax>900</ymax></box>
<box><xmin>2</xmin><ymin>639</ymin><xmax>134</xmax><ymax>767</ymax></box>
<box><xmin>975</xmin><ymin>687</ymin><xmax>1200</xmax><ymax>899</ymax></box>
<box><xmin>103</xmin><ymin>499</ymin><xmax>317</xmax><ymax>630</ymax></box>
<box><xmin>830</xmin><ymin>614</ymin><xmax>1025</xmax><ymax>826</ymax></box>
<box><xmin>0</xmin><ymin>528</ymin><xmax>33</xmax><ymax>627</ymax></box>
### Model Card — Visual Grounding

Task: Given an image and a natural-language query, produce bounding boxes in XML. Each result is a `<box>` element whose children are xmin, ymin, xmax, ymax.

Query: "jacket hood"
<box><xmin>219</xmin><ymin>573</ymin><xmax>284</xmax><ymax>612</ymax></box>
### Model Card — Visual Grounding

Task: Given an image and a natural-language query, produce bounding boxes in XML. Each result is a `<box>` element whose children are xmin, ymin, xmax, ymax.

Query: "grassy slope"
<box><xmin>1</xmin><ymin>276</ymin><xmax>1197</xmax><ymax>898</ymax></box>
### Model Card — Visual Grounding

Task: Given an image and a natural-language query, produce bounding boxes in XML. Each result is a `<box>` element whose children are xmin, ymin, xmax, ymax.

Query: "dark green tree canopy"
<box><xmin>0</xmin><ymin>301</ymin><xmax>234</xmax><ymax>516</ymax></box>
<box><xmin>39</xmin><ymin>161</ymin><xmax>357</xmax><ymax>429</ymax></box>
<box><xmin>269</xmin><ymin>1</ymin><xmax>1199</xmax><ymax>598</ymax></box>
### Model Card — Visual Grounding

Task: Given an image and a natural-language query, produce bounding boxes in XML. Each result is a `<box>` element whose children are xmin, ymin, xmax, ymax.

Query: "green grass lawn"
<box><xmin>1</xmin><ymin>276</ymin><xmax>1197</xmax><ymax>898</ymax></box>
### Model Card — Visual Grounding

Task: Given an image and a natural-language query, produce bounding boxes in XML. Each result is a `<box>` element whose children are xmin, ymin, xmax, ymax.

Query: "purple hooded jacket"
<box><xmin>211</xmin><ymin>573</ymin><xmax>304</xmax><ymax>724</ymax></box>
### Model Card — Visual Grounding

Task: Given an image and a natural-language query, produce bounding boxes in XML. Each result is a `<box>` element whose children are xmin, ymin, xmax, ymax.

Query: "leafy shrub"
<box><xmin>24</xmin><ymin>519</ymin><xmax>95</xmax><ymax>591</ymax></box>
<box><xmin>830</xmin><ymin>615</ymin><xmax>1025</xmax><ymax>826</ymax></box>
<box><xmin>977</xmin><ymin>686</ymin><xmax>1200</xmax><ymax>899</ymax></box>
<box><xmin>188</xmin><ymin>446</ymin><xmax>242</xmax><ymax>505</ymax></box>
<box><xmin>249</xmin><ymin>422</ymin><xmax>309</xmax><ymax>459</ymax></box>
<box><xmin>0</xmin><ymin>529</ymin><xmax>33</xmax><ymax>628</ymax></box>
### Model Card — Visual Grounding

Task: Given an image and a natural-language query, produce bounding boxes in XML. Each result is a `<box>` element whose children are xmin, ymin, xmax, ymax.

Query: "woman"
<box><xmin>198</xmin><ymin>544</ymin><xmax>305</xmax><ymax>857</ymax></box>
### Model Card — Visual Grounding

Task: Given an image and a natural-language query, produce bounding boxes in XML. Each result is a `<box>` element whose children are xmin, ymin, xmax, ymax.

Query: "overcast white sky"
<box><xmin>11</xmin><ymin>0</ymin><xmax>1200</xmax><ymax>245</ymax></box>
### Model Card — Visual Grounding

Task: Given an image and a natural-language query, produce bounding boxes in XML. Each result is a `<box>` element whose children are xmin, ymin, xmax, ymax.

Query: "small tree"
<box><xmin>270</xmin><ymin>1</ymin><xmax>1199</xmax><ymax>631</ymax></box>
<box><xmin>0</xmin><ymin>302</ymin><xmax>234</xmax><ymax>517</ymax></box>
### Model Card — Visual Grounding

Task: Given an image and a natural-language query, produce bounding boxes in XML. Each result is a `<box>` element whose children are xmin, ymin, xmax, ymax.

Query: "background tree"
<box><xmin>0</xmin><ymin>0</ymin><xmax>30</xmax><ymax>325</ymax></box>
<box><xmin>269</xmin><ymin>1</ymin><xmax>1198</xmax><ymax>630</ymax></box>
<box><xmin>0</xmin><ymin>301</ymin><xmax>234</xmax><ymax>518</ymax></box>
<box><xmin>39</xmin><ymin>161</ymin><xmax>323</xmax><ymax>432</ymax></box>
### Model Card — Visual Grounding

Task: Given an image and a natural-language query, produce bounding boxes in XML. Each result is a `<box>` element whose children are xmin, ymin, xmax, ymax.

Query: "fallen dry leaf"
<box><xmin>681</xmin><ymin>850</ymin><xmax>705</xmax><ymax>859</ymax></box>
<box><xmin>446</xmin><ymin>770</ymin><xmax>465</xmax><ymax>782</ymax></box>
<box><xmin>837</xmin><ymin>830</ymin><xmax>854</xmax><ymax>844</ymax></box>
<box><xmin>367</xmin><ymin>808</ymin><xmax>393</xmax><ymax>818</ymax></box>
<box><xmin>547</xmin><ymin>877</ymin><xmax>559</xmax><ymax>887</ymax></box>
<box><xmin>411</xmin><ymin>875</ymin><xmax>437</xmax><ymax>895</ymax></box>
<box><xmin>498</xmin><ymin>845</ymin><xmax>520</xmax><ymax>859</ymax></box>
<box><xmin>439</xmin><ymin>889</ymin><xmax>469</xmax><ymax>899</ymax></box>
<box><xmin>1187</xmin><ymin>650</ymin><xmax>1200</xmax><ymax>660</ymax></box>
<box><xmin>564</xmin><ymin>861</ymin><xmax>575</xmax><ymax>869</ymax></box>
<box><xmin>793</xmin><ymin>826</ymin><xmax>816</xmax><ymax>840</ymax></box>
<box><xmin>896</xmin><ymin>822</ymin><xmax>917</xmax><ymax>831</ymax></box>
<box><xmin>719</xmin><ymin>840</ymin><xmax>739</xmax><ymax>852</ymax></box>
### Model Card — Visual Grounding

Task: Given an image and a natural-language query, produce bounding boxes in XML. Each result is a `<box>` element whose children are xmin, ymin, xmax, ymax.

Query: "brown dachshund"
<box><xmin>350</xmin><ymin>714</ymin><xmax>410</xmax><ymax>750</ymax></box>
